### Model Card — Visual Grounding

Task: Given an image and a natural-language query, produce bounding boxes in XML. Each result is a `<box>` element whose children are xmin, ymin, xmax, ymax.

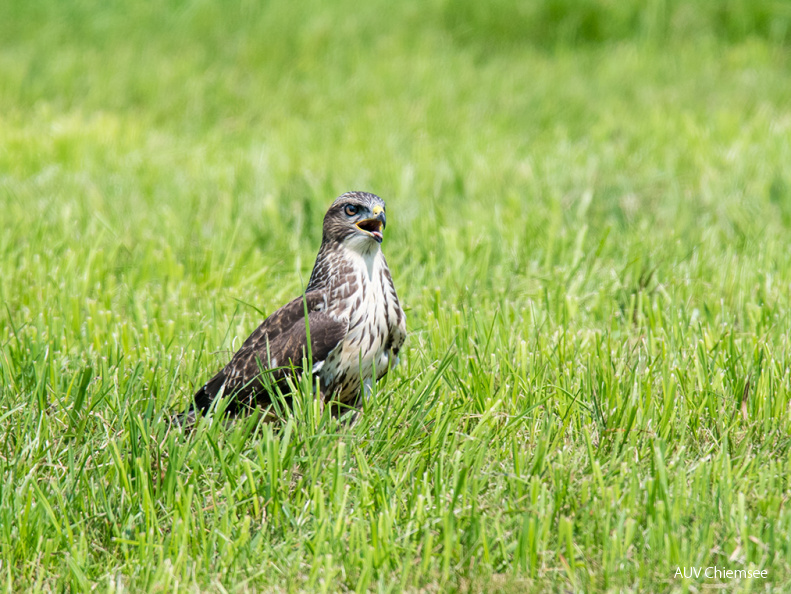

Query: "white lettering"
<box><xmin>675</xmin><ymin>567</ymin><xmax>704</xmax><ymax>579</ymax></box>
<box><xmin>682</xmin><ymin>566</ymin><xmax>767</xmax><ymax>580</ymax></box>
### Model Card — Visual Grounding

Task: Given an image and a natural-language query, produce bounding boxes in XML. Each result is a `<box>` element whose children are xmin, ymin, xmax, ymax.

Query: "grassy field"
<box><xmin>2</xmin><ymin>0</ymin><xmax>791</xmax><ymax>591</ymax></box>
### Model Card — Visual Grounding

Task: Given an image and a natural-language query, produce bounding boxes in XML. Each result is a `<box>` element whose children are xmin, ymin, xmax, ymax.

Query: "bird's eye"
<box><xmin>344</xmin><ymin>204</ymin><xmax>359</xmax><ymax>216</ymax></box>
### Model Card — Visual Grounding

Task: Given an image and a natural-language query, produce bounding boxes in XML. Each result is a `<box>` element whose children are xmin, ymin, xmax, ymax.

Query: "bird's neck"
<box><xmin>306</xmin><ymin>240</ymin><xmax>381</xmax><ymax>294</ymax></box>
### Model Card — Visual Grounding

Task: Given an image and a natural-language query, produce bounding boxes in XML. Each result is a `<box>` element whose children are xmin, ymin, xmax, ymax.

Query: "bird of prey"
<box><xmin>192</xmin><ymin>191</ymin><xmax>406</xmax><ymax>419</ymax></box>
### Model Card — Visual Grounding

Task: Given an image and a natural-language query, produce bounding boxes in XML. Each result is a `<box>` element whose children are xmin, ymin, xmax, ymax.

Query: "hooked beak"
<box><xmin>356</xmin><ymin>208</ymin><xmax>386</xmax><ymax>243</ymax></box>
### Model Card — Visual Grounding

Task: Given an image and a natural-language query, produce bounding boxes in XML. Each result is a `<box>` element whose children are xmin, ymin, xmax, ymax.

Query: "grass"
<box><xmin>2</xmin><ymin>0</ymin><xmax>791</xmax><ymax>591</ymax></box>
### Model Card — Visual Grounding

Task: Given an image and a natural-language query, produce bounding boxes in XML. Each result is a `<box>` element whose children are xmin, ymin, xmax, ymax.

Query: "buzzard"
<box><xmin>192</xmin><ymin>191</ymin><xmax>406</xmax><ymax>419</ymax></box>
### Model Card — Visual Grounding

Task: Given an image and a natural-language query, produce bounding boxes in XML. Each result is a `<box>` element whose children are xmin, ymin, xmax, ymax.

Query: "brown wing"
<box><xmin>193</xmin><ymin>291</ymin><xmax>347</xmax><ymax>413</ymax></box>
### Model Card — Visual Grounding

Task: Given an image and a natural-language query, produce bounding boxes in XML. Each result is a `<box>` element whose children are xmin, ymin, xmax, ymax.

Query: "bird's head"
<box><xmin>322</xmin><ymin>191</ymin><xmax>387</xmax><ymax>252</ymax></box>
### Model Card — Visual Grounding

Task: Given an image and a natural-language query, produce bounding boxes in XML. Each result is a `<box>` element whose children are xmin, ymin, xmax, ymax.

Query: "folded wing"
<box><xmin>193</xmin><ymin>291</ymin><xmax>347</xmax><ymax>414</ymax></box>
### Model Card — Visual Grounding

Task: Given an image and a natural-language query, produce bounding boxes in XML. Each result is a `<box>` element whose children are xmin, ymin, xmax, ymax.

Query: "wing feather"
<box><xmin>193</xmin><ymin>291</ymin><xmax>347</xmax><ymax>413</ymax></box>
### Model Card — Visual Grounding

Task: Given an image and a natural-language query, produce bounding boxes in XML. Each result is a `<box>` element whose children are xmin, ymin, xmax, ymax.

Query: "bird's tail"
<box><xmin>192</xmin><ymin>369</ymin><xmax>228</xmax><ymax>413</ymax></box>
<box><xmin>169</xmin><ymin>370</ymin><xmax>229</xmax><ymax>429</ymax></box>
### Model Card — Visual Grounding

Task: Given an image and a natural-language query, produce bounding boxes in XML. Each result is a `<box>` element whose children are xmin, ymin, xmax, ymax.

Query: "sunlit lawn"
<box><xmin>2</xmin><ymin>0</ymin><xmax>791</xmax><ymax>591</ymax></box>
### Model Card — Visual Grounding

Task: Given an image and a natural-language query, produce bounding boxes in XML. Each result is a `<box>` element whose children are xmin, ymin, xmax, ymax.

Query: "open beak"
<box><xmin>356</xmin><ymin>211</ymin><xmax>386</xmax><ymax>243</ymax></box>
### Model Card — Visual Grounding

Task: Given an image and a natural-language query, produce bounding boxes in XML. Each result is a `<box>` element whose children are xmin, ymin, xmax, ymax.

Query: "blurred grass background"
<box><xmin>2</xmin><ymin>0</ymin><xmax>791</xmax><ymax>591</ymax></box>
